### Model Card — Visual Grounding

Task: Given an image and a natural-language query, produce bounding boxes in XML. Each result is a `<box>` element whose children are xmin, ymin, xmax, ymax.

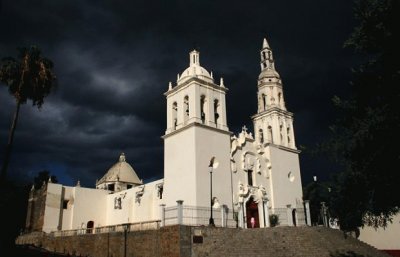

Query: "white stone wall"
<box><xmin>69</xmin><ymin>186</ymin><xmax>108</xmax><ymax>230</ymax></box>
<box><xmin>358</xmin><ymin>214</ymin><xmax>400</xmax><ymax>250</ymax></box>
<box><xmin>193</xmin><ymin>125</ymin><xmax>232</xmax><ymax>208</ymax></box>
<box><xmin>105</xmin><ymin>179</ymin><xmax>163</xmax><ymax>225</ymax></box>
<box><xmin>164</xmin><ymin>124</ymin><xmax>231</xmax><ymax>209</ymax></box>
<box><xmin>42</xmin><ymin>183</ymin><xmax>63</xmax><ymax>233</ymax></box>
<box><xmin>267</xmin><ymin>145</ymin><xmax>303</xmax><ymax>209</ymax></box>
<box><xmin>163</xmin><ymin>127</ymin><xmax>198</xmax><ymax>208</ymax></box>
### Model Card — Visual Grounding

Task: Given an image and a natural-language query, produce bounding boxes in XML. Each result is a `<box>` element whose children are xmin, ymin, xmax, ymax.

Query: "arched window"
<box><xmin>259</xmin><ymin>129</ymin><xmax>264</xmax><ymax>144</ymax></box>
<box><xmin>268</xmin><ymin>126</ymin><xmax>273</xmax><ymax>143</ymax></box>
<box><xmin>278</xmin><ymin>92</ymin><xmax>282</xmax><ymax>107</ymax></box>
<box><xmin>200</xmin><ymin>95</ymin><xmax>206</xmax><ymax>124</ymax></box>
<box><xmin>262</xmin><ymin>93</ymin><xmax>267</xmax><ymax>110</ymax></box>
<box><xmin>184</xmin><ymin>96</ymin><xmax>189</xmax><ymax>124</ymax></box>
<box><xmin>172</xmin><ymin>102</ymin><xmax>178</xmax><ymax>130</ymax></box>
<box><xmin>214</xmin><ymin>99</ymin><xmax>219</xmax><ymax>126</ymax></box>
<box><xmin>287</xmin><ymin>127</ymin><xmax>291</xmax><ymax>146</ymax></box>
<box><xmin>280</xmin><ymin>124</ymin><xmax>283</xmax><ymax>143</ymax></box>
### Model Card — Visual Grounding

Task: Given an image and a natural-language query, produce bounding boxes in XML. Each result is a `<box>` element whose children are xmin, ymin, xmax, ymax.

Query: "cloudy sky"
<box><xmin>0</xmin><ymin>0</ymin><xmax>357</xmax><ymax>187</ymax></box>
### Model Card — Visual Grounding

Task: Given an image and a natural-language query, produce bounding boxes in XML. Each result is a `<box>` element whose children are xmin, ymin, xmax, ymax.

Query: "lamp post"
<box><xmin>209</xmin><ymin>157</ymin><xmax>219</xmax><ymax>226</ymax></box>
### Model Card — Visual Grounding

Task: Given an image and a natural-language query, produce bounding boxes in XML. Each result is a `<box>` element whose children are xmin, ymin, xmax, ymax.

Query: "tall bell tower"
<box><xmin>163</xmin><ymin>50</ymin><xmax>232</xmax><ymax>209</ymax></box>
<box><xmin>252</xmin><ymin>38</ymin><xmax>303</xmax><ymax>209</ymax></box>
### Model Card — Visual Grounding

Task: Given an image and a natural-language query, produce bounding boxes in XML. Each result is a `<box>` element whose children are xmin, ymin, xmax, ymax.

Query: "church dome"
<box><xmin>96</xmin><ymin>153</ymin><xmax>142</xmax><ymax>186</ymax></box>
<box><xmin>177</xmin><ymin>50</ymin><xmax>214</xmax><ymax>84</ymax></box>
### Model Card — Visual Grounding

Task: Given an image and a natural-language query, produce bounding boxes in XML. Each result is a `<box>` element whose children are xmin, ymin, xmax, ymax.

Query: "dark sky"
<box><xmin>0</xmin><ymin>0</ymin><xmax>356</xmax><ymax>187</ymax></box>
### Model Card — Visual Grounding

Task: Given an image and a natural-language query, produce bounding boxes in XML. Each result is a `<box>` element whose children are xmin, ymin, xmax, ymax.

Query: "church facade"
<box><xmin>25</xmin><ymin>38</ymin><xmax>309</xmax><ymax>234</ymax></box>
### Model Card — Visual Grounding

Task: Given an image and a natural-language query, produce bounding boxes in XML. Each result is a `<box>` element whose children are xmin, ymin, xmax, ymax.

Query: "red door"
<box><xmin>246</xmin><ymin>197</ymin><xmax>259</xmax><ymax>228</ymax></box>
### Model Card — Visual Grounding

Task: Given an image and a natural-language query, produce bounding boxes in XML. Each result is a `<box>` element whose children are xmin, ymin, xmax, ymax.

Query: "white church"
<box><xmin>26</xmin><ymin>38</ymin><xmax>310</xmax><ymax>234</ymax></box>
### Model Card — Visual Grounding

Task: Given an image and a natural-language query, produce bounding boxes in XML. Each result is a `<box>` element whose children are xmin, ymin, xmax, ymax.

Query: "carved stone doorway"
<box><xmin>246</xmin><ymin>197</ymin><xmax>259</xmax><ymax>228</ymax></box>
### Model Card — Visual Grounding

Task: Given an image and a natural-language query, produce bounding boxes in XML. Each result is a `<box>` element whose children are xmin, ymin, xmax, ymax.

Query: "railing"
<box><xmin>164</xmin><ymin>204</ymin><xmax>236</xmax><ymax>228</ymax></box>
<box><xmin>49</xmin><ymin>205</ymin><xmax>307</xmax><ymax>237</ymax></box>
<box><xmin>270</xmin><ymin>207</ymin><xmax>307</xmax><ymax>226</ymax></box>
<box><xmin>50</xmin><ymin>220</ymin><xmax>161</xmax><ymax>237</ymax></box>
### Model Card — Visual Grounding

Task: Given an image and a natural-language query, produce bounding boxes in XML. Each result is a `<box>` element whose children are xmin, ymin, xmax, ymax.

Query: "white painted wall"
<box><xmin>268</xmin><ymin>145</ymin><xmax>303</xmax><ymax>209</ymax></box>
<box><xmin>105</xmin><ymin>179</ymin><xmax>163</xmax><ymax>225</ymax></box>
<box><xmin>358</xmin><ymin>214</ymin><xmax>400</xmax><ymax>250</ymax></box>
<box><xmin>42</xmin><ymin>183</ymin><xmax>63</xmax><ymax>233</ymax></box>
<box><xmin>164</xmin><ymin>127</ymin><xmax>198</xmax><ymax>208</ymax></box>
<box><xmin>194</xmin><ymin>125</ymin><xmax>232</xmax><ymax>208</ymax></box>
<box><xmin>69</xmin><ymin>186</ymin><xmax>108</xmax><ymax>230</ymax></box>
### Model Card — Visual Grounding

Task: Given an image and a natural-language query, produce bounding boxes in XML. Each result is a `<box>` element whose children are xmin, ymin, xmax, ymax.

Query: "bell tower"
<box><xmin>163</xmin><ymin>50</ymin><xmax>232</xmax><ymax>208</ymax></box>
<box><xmin>253</xmin><ymin>38</ymin><xmax>296</xmax><ymax>148</ymax></box>
<box><xmin>252</xmin><ymin>38</ymin><xmax>303</xmax><ymax>209</ymax></box>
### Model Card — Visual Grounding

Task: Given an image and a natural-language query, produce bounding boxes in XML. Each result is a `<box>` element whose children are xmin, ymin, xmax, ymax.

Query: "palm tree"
<box><xmin>0</xmin><ymin>46</ymin><xmax>57</xmax><ymax>182</ymax></box>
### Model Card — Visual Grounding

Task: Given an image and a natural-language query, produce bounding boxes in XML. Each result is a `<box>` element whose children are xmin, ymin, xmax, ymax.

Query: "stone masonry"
<box><xmin>16</xmin><ymin>225</ymin><xmax>390</xmax><ymax>257</ymax></box>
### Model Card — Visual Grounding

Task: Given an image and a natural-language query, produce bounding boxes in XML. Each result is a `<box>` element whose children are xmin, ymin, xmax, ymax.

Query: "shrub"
<box><xmin>269</xmin><ymin>214</ymin><xmax>279</xmax><ymax>227</ymax></box>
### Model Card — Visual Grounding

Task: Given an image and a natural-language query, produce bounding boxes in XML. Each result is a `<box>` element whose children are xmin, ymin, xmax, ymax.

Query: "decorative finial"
<box><xmin>242</xmin><ymin>125</ymin><xmax>248</xmax><ymax>133</ymax></box>
<box><xmin>31</xmin><ymin>184</ymin><xmax>35</xmax><ymax>191</ymax></box>
<box><xmin>210</xmin><ymin>71</ymin><xmax>213</xmax><ymax>78</ymax></box>
<box><xmin>168</xmin><ymin>82</ymin><xmax>172</xmax><ymax>90</ymax></box>
<box><xmin>177</xmin><ymin>73</ymin><xmax>180</xmax><ymax>81</ymax></box>
<box><xmin>220</xmin><ymin>77</ymin><xmax>224</xmax><ymax>88</ymax></box>
<box><xmin>48</xmin><ymin>177</ymin><xmax>52</xmax><ymax>183</ymax></box>
<box><xmin>189</xmin><ymin>50</ymin><xmax>200</xmax><ymax>66</ymax></box>
<box><xmin>119</xmin><ymin>153</ymin><xmax>126</xmax><ymax>162</ymax></box>
<box><xmin>76</xmin><ymin>180</ymin><xmax>81</xmax><ymax>187</ymax></box>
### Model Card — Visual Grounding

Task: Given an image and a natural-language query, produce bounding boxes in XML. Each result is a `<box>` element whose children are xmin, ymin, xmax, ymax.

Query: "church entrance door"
<box><xmin>246</xmin><ymin>197</ymin><xmax>259</xmax><ymax>228</ymax></box>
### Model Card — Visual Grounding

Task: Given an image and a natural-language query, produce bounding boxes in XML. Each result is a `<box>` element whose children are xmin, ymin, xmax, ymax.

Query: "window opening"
<box><xmin>268</xmin><ymin>126</ymin><xmax>273</xmax><ymax>143</ymax></box>
<box><xmin>247</xmin><ymin>170</ymin><xmax>253</xmax><ymax>186</ymax></box>
<box><xmin>63</xmin><ymin>200</ymin><xmax>69</xmax><ymax>209</ymax></box>
<box><xmin>214</xmin><ymin>99</ymin><xmax>219</xmax><ymax>126</ymax></box>
<box><xmin>262</xmin><ymin>94</ymin><xmax>267</xmax><ymax>110</ymax></box>
<box><xmin>200</xmin><ymin>95</ymin><xmax>206</xmax><ymax>124</ymax></box>
<box><xmin>172</xmin><ymin>102</ymin><xmax>178</xmax><ymax>129</ymax></box>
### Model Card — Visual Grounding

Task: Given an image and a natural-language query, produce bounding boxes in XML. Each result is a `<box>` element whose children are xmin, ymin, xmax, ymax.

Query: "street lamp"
<box><xmin>209</xmin><ymin>156</ymin><xmax>219</xmax><ymax>226</ymax></box>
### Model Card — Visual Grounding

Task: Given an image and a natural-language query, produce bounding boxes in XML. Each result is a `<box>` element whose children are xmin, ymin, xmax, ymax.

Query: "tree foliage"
<box><xmin>303</xmin><ymin>180</ymin><xmax>331</xmax><ymax>226</ymax></box>
<box><xmin>0</xmin><ymin>46</ymin><xmax>56</xmax><ymax>107</ymax></box>
<box><xmin>33</xmin><ymin>170</ymin><xmax>58</xmax><ymax>189</ymax></box>
<box><xmin>322</xmin><ymin>0</ymin><xmax>400</xmax><ymax>231</ymax></box>
<box><xmin>0</xmin><ymin>46</ymin><xmax>57</xmax><ymax>182</ymax></box>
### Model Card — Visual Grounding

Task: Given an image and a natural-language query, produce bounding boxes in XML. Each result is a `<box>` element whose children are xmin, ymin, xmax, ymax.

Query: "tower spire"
<box><xmin>260</xmin><ymin>37</ymin><xmax>275</xmax><ymax>71</ymax></box>
<box><xmin>262</xmin><ymin>38</ymin><xmax>270</xmax><ymax>49</ymax></box>
<box><xmin>253</xmin><ymin>38</ymin><xmax>295</xmax><ymax>149</ymax></box>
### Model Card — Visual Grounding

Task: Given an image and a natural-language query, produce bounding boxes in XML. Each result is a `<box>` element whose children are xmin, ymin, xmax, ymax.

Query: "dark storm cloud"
<box><xmin>0</xmin><ymin>0</ymin><xmax>357</xmax><ymax>186</ymax></box>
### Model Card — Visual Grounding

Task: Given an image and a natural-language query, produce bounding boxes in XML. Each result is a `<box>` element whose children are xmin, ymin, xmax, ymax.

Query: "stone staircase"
<box><xmin>191</xmin><ymin>226</ymin><xmax>391</xmax><ymax>257</ymax></box>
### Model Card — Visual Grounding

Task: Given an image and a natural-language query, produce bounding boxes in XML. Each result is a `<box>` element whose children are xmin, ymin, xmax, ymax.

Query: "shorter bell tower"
<box><xmin>163</xmin><ymin>50</ymin><xmax>232</xmax><ymax>209</ymax></box>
